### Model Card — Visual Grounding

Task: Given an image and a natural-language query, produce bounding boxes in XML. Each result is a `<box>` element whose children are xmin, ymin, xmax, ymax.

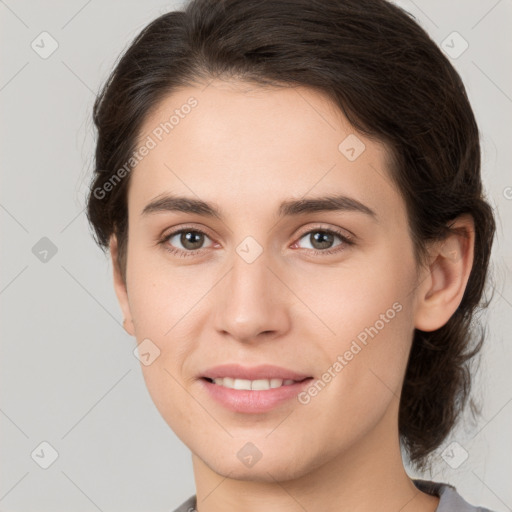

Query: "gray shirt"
<box><xmin>171</xmin><ymin>479</ymin><xmax>498</xmax><ymax>512</ymax></box>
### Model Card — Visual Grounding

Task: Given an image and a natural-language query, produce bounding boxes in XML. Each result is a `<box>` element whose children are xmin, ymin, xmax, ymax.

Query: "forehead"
<box><xmin>128</xmin><ymin>80</ymin><xmax>402</xmax><ymax>224</ymax></box>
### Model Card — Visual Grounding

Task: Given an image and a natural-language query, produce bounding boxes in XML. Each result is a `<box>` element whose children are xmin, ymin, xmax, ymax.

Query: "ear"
<box><xmin>109</xmin><ymin>234</ymin><xmax>135</xmax><ymax>337</ymax></box>
<box><xmin>413</xmin><ymin>214</ymin><xmax>475</xmax><ymax>332</ymax></box>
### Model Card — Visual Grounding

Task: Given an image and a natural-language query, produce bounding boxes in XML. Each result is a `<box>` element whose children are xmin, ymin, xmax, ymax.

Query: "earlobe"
<box><xmin>109</xmin><ymin>234</ymin><xmax>135</xmax><ymax>337</ymax></box>
<box><xmin>413</xmin><ymin>214</ymin><xmax>475</xmax><ymax>332</ymax></box>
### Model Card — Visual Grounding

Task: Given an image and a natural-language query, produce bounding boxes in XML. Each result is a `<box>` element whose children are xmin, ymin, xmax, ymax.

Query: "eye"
<box><xmin>293</xmin><ymin>227</ymin><xmax>354</xmax><ymax>256</ymax></box>
<box><xmin>158</xmin><ymin>225</ymin><xmax>354</xmax><ymax>258</ymax></box>
<box><xmin>159</xmin><ymin>227</ymin><xmax>214</xmax><ymax>257</ymax></box>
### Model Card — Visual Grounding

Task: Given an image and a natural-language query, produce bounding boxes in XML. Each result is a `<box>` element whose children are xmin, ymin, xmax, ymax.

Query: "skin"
<box><xmin>110</xmin><ymin>79</ymin><xmax>474</xmax><ymax>512</ymax></box>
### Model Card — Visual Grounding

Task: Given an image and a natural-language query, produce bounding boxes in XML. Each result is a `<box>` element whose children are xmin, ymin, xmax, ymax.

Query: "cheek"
<box><xmin>126</xmin><ymin>249</ymin><xmax>201</xmax><ymax>335</ymax></box>
<box><xmin>139</xmin><ymin>362</ymin><xmax>198</xmax><ymax>445</ymax></box>
<box><xmin>294</xmin><ymin>251</ymin><xmax>412</xmax><ymax>339</ymax></box>
<box><xmin>299</xmin><ymin>248</ymin><xmax>416</xmax><ymax>398</ymax></box>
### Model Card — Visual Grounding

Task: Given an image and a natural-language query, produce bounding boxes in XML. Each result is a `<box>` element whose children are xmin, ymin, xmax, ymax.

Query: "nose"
<box><xmin>212</xmin><ymin>248</ymin><xmax>292</xmax><ymax>344</ymax></box>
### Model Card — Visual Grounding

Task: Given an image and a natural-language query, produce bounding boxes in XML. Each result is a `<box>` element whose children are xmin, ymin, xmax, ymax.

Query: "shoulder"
<box><xmin>413</xmin><ymin>479</ymin><xmax>498</xmax><ymax>512</ymax></box>
<box><xmin>170</xmin><ymin>494</ymin><xmax>197</xmax><ymax>512</ymax></box>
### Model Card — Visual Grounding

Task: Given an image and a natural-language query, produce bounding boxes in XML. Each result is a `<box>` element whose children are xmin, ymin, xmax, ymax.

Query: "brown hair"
<box><xmin>86</xmin><ymin>0</ymin><xmax>496</xmax><ymax>472</ymax></box>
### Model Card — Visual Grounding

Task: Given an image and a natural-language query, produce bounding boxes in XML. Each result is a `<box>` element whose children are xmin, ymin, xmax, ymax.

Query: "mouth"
<box><xmin>200</xmin><ymin>376</ymin><xmax>315</xmax><ymax>413</ymax></box>
<box><xmin>198</xmin><ymin>364</ymin><xmax>314</xmax><ymax>412</ymax></box>
<box><xmin>202</xmin><ymin>376</ymin><xmax>312</xmax><ymax>390</ymax></box>
<box><xmin>200</xmin><ymin>363</ymin><xmax>312</xmax><ymax>383</ymax></box>
<box><xmin>200</xmin><ymin>377</ymin><xmax>313</xmax><ymax>414</ymax></box>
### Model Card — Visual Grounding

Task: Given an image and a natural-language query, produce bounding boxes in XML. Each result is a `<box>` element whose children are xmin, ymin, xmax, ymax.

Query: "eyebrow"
<box><xmin>141</xmin><ymin>193</ymin><xmax>377</xmax><ymax>220</ymax></box>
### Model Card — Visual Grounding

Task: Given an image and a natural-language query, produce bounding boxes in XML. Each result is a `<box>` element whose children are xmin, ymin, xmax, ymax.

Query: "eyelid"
<box><xmin>160</xmin><ymin>222</ymin><xmax>354</xmax><ymax>243</ymax></box>
<box><xmin>294</xmin><ymin>223</ymin><xmax>355</xmax><ymax>242</ymax></box>
<box><xmin>158</xmin><ymin>223</ymin><xmax>216</xmax><ymax>253</ymax></box>
<box><xmin>159</xmin><ymin>223</ymin><xmax>215</xmax><ymax>241</ymax></box>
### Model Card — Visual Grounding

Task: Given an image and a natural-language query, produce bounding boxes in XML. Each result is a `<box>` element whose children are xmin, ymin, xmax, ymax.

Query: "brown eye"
<box><xmin>177</xmin><ymin>231</ymin><xmax>205</xmax><ymax>250</ymax></box>
<box><xmin>306</xmin><ymin>231</ymin><xmax>336</xmax><ymax>250</ymax></box>
<box><xmin>162</xmin><ymin>228</ymin><xmax>214</xmax><ymax>256</ymax></box>
<box><xmin>292</xmin><ymin>227</ymin><xmax>355</xmax><ymax>256</ymax></box>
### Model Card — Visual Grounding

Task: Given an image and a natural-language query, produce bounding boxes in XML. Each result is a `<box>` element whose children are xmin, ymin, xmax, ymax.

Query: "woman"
<box><xmin>86</xmin><ymin>0</ymin><xmax>497</xmax><ymax>510</ymax></box>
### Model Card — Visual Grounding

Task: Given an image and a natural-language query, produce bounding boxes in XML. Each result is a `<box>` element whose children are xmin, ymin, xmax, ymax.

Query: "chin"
<box><xmin>196</xmin><ymin>444</ymin><xmax>314</xmax><ymax>483</ymax></box>
<box><xmin>209</xmin><ymin>460</ymin><xmax>307</xmax><ymax>483</ymax></box>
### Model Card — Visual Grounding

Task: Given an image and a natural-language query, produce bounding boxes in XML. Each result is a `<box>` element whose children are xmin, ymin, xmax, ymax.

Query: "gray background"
<box><xmin>1</xmin><ymin>0</ymin><xmax>511</xmax><ymax>510</ymax></box>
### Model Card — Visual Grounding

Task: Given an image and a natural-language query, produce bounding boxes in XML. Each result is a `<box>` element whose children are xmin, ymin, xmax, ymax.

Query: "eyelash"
<box><xmin>158</xmin><ymin>224</ymin><xmax>355</xmax><ymax>259</ymax></box>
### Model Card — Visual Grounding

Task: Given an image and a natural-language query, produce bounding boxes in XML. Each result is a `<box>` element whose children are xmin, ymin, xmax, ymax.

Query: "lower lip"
<box><xmin>200</xmin><ymin>378</ymin><xmax>314</xmax><ymax>413</ymax></box>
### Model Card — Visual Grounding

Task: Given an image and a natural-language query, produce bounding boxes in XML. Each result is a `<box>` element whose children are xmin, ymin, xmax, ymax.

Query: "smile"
<box><xmin>204</xmin><ymin>377</ymin><xmax>303</xmax><ymax>390</ymax></box>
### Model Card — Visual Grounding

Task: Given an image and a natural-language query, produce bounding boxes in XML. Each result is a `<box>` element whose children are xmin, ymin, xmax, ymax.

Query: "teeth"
<box><xmin>211</xmin><ymin>377</ymin><xmax>297</xmax><ymax>390</ymax></box>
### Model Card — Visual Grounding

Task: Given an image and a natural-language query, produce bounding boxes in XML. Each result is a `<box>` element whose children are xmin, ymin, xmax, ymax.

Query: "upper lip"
<box><xmin>201</xmin><ymin>364</ymin><xmax>312</xmax><ymax>381</ymax></box>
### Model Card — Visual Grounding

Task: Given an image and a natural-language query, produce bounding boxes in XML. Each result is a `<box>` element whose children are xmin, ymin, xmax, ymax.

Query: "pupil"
<box><xmin>312</xmin><ymin>231</ymin><xmax>333</xmax><ymax>249</ymax></box>
<box><xmin>182</xmin><ymin>231</ymin><xmax>203</xmax><ymax>249</ymax></box>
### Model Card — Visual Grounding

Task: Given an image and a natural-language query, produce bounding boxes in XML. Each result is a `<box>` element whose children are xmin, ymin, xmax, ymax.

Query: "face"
<box><xmin>113</xmin><ymin>80</ymin><xmax>427</xmax><ymax>481</ymax></box>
